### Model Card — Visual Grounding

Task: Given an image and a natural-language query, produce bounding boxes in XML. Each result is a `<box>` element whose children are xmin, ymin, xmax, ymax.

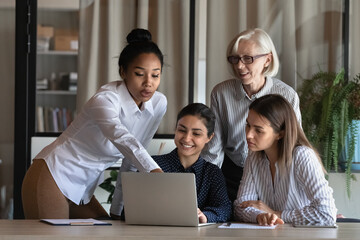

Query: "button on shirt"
<box><xmin>36</xmin><ymin>81</ymin><xmax>167</xmax><ymax>205</ymax></box>
<box><xmin>234</xmin><ymin>146</ymin><xmax>337</xmax><ymax>225</ymax></box>
<box><xmin>153</xmin><ymin>149</ymin><xmax>232</xmax><ymax>223</ymax></box>
<box><xmin>201</xmin><ymin>77</ymin><xmax>301</xmax><ymax>168</ymax></box>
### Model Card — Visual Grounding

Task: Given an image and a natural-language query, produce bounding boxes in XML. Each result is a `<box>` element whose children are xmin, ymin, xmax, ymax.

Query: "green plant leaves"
<box><xmin>299</xmin><ymin>68</ymin><xmax>359</xmax><ymax>198</ymax></box>
<box><xmin>99</xmin><ymin>170</ymin><xmax>118</xmax><ymax>203</ymax></box>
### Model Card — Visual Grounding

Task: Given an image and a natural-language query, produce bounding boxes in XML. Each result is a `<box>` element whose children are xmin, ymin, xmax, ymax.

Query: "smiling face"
<box><xmin>232</xmin><ymin>40</ymin><xmax>271</xmax><ymax>91</ymax></box>
<box><xmin>174</xmin><ymin>115</ymin><xmax>213</xmax><ymax>166</ymax></box>
<box><xmin>245</xmin><ymin>109</ymin><xmax>281</xmax><ymax>156</ymax></box>
<box><xmin>120</xmin><ymin>53</ymin><xmax>162</xmax><ymax>107</ymax></box>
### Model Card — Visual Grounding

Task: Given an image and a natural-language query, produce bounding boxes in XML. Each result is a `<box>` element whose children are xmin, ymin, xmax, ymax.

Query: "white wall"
<box><xmin>328</xmin><ymin>173</ymin><xmax>360</xmax><ymax>218</ymax></box>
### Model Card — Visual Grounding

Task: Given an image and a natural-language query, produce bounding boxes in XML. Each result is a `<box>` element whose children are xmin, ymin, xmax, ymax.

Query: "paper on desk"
<box><xmin>40</xmin><ymin>218</ymin><xmax>111</xmax><ymax>226</ymax></box>
<box><xmin>218</xmin><ymin>223</ymin><xmax>277</xmax><ymax>229</ymax></box>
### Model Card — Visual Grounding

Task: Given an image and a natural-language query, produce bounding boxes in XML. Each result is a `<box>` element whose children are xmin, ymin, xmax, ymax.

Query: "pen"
<box><xmin>70</xmin><ymin>222</ymin><xmax>95</xmax><ymax>226</ymax></box>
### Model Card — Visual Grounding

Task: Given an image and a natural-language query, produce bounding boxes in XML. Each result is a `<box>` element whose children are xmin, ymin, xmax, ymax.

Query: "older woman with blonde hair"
<box><xmin>202</xmin><ymin>28</ymin><xmax>301</xmax><ymax>203</ymax></box>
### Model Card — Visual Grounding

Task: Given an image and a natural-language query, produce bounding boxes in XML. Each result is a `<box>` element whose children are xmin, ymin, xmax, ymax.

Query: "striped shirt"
<box><xmin>201</xmin><ymin>76</ymin><xmax>301</xmax><ymax>168</ymax></box>
<box><xmin>234</xmin><ymin>146</ymin><xmax>337</xmax><ymax>225</ymax></box>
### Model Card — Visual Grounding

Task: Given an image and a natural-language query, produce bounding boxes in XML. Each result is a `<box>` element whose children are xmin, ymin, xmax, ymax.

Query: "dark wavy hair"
<box><xmin>118</xmin><ymin>28</ymin><xmax>164</xmax><ymax>75</ymax></box>
<box><xmin>176</xmin><ymin>103</ymin><xmax>216</xmax><ymax>138</ymax></box>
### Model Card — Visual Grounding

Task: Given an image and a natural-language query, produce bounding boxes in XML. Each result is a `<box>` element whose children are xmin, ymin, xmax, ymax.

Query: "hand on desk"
<box><xmin>150</xmin><ymin>168</ymin><xmax>163</xmax><ymax>173</ymax></box>
<box><xmin>197</xmin><ymin>208</ymin><xmax>208</xmax><ymax>223</ymax></box>
<box><xmin>256</xmin><ymin>213</ymin><xmax>284</xmax><ymax>226</ymax></box>
<box><xmin>239</xmin><ymin>200</ymin><xmax>284</xmax><ymax>226</ymax></box>
<box><xmin>239</xmin><ymin>200</ymin><xmax>274</xmax><ymax>214</ymax></box>
<box><xmin>240</xmin><ymin>200</ymin><xmax>282</xmax><ymax>217</ymax></box>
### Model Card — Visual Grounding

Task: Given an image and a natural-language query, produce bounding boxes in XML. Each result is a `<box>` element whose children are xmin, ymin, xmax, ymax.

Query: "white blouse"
<box><xmin>36</xmin><ymin>81</ymin><xmax>167</xmax><ymax>205</ymax></box>
<box><xmin>234</xmin><ymin>146</ymin><xmax>337</xmax><ymax>225</ymax></box>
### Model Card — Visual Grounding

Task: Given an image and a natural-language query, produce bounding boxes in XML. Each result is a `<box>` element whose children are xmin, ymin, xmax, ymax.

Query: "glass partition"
<box><xmin>0</xmin><ymin>0</ymin><xmax>15</xmax><ymax>219</ymax></box>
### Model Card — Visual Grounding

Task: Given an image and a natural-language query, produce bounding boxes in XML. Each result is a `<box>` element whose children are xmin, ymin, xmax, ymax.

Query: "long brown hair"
<box><xmin>249</xmin><ymin>94</ymin><xmax>325</xmax><ymax>174</ymax></box>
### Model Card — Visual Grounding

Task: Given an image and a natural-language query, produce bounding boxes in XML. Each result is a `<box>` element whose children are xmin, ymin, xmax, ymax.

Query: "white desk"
<box><xmin>0</xmin><ymin>220</ymin><xmax>359</xmax><ymax>240</ymax></box>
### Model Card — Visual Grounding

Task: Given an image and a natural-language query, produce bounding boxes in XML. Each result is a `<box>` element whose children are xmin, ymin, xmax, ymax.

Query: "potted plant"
<box><xmin>99</xmin><ymin>170</ymin><xmax>118</xmax><ymax>203</ymax></box>
<box><xmin>299</xmin><ymin>69</ymin><xmax>359</xmax><ymax>197</ymax></box>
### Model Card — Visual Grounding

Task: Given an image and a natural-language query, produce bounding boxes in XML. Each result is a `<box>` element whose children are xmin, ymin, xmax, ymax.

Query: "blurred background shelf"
<box><xmin>36</xmin><ymin>1</ymin><xmax>79</xmax><ymax>133</ymax></box>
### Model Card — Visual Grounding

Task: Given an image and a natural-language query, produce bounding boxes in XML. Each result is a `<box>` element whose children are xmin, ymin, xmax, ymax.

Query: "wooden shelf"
<box><xmin>38</xmin><ymin>0</ymin><xmax>79</xmax><ymax>11</ymax></box>
<box><xmin>37</xmin><ymin>90</ymin><xmax>77</xmax><ymax>95</ymax></box>
<box><xmin>37</xmin><ymin>50</ymin><xmax>78</xmax><ymax>56</ymax></box>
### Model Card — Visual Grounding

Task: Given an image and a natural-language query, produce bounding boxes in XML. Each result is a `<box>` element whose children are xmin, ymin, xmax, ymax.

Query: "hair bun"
<box><xmin>126</xmin><ymin>28</ymin><xmax>152</xmax><ymax>44</ymax></box>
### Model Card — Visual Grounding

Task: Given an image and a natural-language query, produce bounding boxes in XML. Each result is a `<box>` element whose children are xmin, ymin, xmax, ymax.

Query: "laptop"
<box><xmin>121</xmin><ymin>172</ymin><xmax>216</xmax><ymax>227</ymax></box>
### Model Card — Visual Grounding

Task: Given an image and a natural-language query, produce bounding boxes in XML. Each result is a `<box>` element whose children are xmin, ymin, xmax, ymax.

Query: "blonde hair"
<box><xmin>226</xmin><ymin>28</ymin><xmax>279</xmax><ymax>78</ymax></box>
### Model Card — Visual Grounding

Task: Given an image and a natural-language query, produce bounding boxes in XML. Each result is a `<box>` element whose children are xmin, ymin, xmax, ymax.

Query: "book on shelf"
<box><xmin>47</xmin><ymin>107</ymin><xmax>55</xmax><ymax>132</ymax></box>
<box><xmin>52</xmin><ymin>108</ymin><xmax>59</xmax><ymax>132</ymax></box>
<box><xmin>36</xmin><ymin>106</ymin><xmax>45</xmax><ymax>132</ymax></box>
<box><xmin>62</xmin><ymin>108</ymin><xmax>68</xmax><ymax>131</ymax></box>
<box><xmin>44</xmin><ymin>107</ymin><xmax>50</xmax><ymax>132</ymax></box>
<box><xmin>36</xmin><ymin>106</ymin><xmax>74</xmax><ymax>132</ymax></box>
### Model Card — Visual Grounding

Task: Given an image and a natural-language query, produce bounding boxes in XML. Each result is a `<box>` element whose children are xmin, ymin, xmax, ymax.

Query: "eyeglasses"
<box><xmin>227</xmin><ymin>53</ymin><xmax>269</xmax><ymax>64</ymax></box>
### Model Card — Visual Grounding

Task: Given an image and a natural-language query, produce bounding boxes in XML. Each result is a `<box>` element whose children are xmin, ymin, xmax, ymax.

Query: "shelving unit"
<box><xmin>37</xmin><ymin>50</ymin><xmax>78</xmax><ymax>56</ymax></box>
<box><xmin>36</xmin><ymin>1</ymin><xmax>79</xmax><ymax>133</ymax></box>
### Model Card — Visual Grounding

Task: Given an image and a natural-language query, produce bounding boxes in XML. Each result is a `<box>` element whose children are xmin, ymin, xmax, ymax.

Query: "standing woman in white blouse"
<box><xmin>21</xmin><ymin>28</ymin><xmax>167</xmax><ymax>219</ymax></box>
<box><xmin>234</xmin><ymin>94</ymin><xmax>337</xmax><ymax>226</ymax></box>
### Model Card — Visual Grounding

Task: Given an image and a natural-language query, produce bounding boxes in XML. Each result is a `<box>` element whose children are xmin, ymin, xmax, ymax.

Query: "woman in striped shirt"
<box><xmin>234</xmin><ymin>94</ymin><xmax>337</xmax><ymax>226</ymax></box>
